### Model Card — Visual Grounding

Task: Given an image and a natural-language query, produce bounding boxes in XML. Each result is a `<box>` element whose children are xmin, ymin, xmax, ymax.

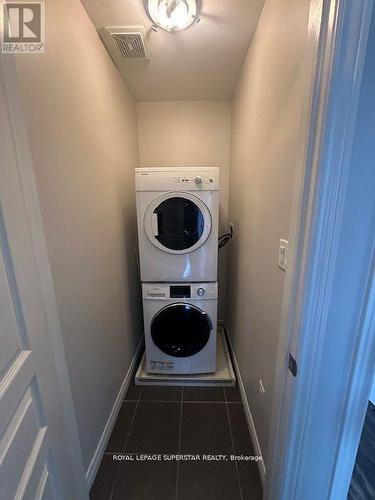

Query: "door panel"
<box><xmin>0</xmin><ymin>252</ymin><xmax>22</xmax><ymax>377</ymax></box>
<box><xmin>0</xmin><ymin>235</ymin><xmax>58</xmax><ymax>500</ymax></box>
<box><xmin>23</xmin><ymin>450</ymin><xmax>56</xmax><ymax>500</ymax></box>
<box><xmin>0</xmin><ymin>55</ymin><xmax>87</xmax><ymax>499</ymax></box>
<box><xmin>39</xmin><ymin>470</ymin><xmax>56</xmax><ymax>500</ymax></box>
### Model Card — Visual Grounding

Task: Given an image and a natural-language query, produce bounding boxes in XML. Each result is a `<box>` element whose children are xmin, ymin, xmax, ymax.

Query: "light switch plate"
<box><xmin>278</xmin><ymin>239</ymin><xmax>289</xmax><ymax>271</ymax></box>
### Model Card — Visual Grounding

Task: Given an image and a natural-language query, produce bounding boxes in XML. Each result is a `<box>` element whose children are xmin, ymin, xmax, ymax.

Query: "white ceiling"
<box><xmin>81</xmin><ymin>0</ymin><xmax>264</xmax><ymax>101</ymax></box>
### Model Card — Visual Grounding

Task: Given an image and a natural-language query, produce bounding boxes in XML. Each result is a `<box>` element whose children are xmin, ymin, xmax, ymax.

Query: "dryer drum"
<box><xmin>154</xmin><ymin>197</ymin><xmax>205</xmax><ymax>251</ymax></box>
<box><xmin>143</xmin><ymin>190</ymin><xmax>213</xmax><ymax>258</ymax></box>
<box><xmin>151</xmin><ymin>303</ymin><xmax>212</xmax><ymax>357</ymax></box>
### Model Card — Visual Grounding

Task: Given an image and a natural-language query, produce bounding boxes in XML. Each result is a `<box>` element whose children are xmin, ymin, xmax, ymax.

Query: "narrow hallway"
<box><xmin>1</xmin><ymin>0</ymin><xmax>373</xmax><ymax>497</ymax></box>
<box><xmin>91</xmin><ymin>381</ymin><xmax>263</xmax><ymax>500</ymax></box>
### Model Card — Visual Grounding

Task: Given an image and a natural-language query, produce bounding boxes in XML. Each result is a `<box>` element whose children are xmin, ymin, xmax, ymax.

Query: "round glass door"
<box><xmin>151</xmin><ymin>303</ymin><xmax>212</xmax><ymax>357</ymax></box>
<box><xmin>144</xmin><ymin>193</ymin><xmax>212</xmax><ymax>254</ymax></box>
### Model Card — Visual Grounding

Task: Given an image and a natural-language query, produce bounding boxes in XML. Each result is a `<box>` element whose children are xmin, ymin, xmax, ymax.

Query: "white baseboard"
<box><xmin>225</xmin><ymin>328</ymin><xmax>266</xmax><ymax>485</ymax></box>
<box><xmin>86</xmin><ymin>337</ymin><xmax>143</xmax><ymax>489</ymax></box>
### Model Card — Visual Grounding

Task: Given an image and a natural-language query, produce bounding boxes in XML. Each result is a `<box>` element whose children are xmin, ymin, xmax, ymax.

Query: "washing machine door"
<box><xmin>151</xmin><ymin>303</ymin><xmax>212</xmax><ymax>357</ymax></box>
<box><xmin>144</xmin><ymin>193</ymin><xmax>212</xmax><ymax>254</ymax></box>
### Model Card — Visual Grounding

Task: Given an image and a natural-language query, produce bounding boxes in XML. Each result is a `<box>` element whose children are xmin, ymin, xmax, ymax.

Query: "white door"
<box><xmin>0</xmin><ymin>58</ymin><xmax>88</xmax><ymax>499</ymax></box>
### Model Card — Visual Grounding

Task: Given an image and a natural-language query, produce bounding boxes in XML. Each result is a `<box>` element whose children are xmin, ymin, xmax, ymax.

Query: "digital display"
<box><xmin>170</xmin><ymin>286</ymin><xmax>191</xmax><ymax>298</ymax></box>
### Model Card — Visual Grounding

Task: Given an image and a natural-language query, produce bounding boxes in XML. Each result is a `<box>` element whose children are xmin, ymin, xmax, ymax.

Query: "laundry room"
<box><xmin>2</xmin><ymin>0</ymin><xmax>374</xmax><ymax>499</ymax></box>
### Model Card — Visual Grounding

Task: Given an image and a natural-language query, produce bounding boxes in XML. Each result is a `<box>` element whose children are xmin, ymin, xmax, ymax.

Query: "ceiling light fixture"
<box><xmin>147</xmin><ymin>0</ymin><xmax>201</xmax><ymax>32</ymax></box>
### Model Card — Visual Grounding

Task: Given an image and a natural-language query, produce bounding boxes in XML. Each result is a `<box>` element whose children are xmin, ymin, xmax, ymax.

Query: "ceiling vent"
<box><xmin>112</xmin><ymin>33</ymin><xmax>147</xmax><ymax>59</ymax></box>
<box><xmin>98</xmin><ymin>26</ymin><xmax>151</xmax><ymax>61</ymax></box>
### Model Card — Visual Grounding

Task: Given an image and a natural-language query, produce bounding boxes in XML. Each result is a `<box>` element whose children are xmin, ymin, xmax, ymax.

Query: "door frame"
<box><xmin>0</xmin><ymin>54</ymin><xmax>89</xmax><ymax>498</ymax></box>
<box><xmin>266</xmin><ymin>0</ymin><xmax>374</xmax><ymax>498</ymax></box>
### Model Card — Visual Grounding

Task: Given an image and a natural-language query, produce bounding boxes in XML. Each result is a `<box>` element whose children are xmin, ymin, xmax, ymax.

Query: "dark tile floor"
<box><xmin>348</xmin><ymin>401</ymin><xmax>375</xmax><ymax>499</ymax></box>
<box><xmin>90</xmin><ymin>382</ymin><xmax>263</xmax><ymax>500</ymax></box>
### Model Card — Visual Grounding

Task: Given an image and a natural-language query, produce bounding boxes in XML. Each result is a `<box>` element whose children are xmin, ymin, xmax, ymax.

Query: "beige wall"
<box><xmin>137</xmin><ymin>101</ymin><xmax>231</xmax><ymax>317</ymax></box>
<box><xmin>228</xmin><ymin>0</ymin><xmax>319</xmax><ymax>465</ymax></box>
<box><xmin>15</xmin><ymin>0</ymin><xmax>141</xmax><ymax>470</ymax></box>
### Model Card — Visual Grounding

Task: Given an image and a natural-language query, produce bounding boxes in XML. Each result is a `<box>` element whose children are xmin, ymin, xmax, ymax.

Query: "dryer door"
<box><xmin>151</xmin><ymin>303</ymin><xmax>212</xmax><ymax>357</ymax></box>
<box><xmin>144</xmin><ymin>193</ymin><xmax>212</xmax><ymax>254</ymax></box>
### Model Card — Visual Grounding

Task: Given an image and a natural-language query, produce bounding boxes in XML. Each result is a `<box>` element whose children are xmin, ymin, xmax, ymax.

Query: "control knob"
<box><xmin>197</xmin><ymin>287</ymin><xmax>206</xmax><ymax>297</ymax></box>
<box><xmin>194</xmin><ymin>176</ymin><xmax>203</xmax><ymax>184</ymax></box>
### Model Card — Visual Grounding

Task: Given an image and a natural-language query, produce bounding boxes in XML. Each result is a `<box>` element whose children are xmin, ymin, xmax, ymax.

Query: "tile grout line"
<box><xmin>175</xmin><ymin>386</ymin><xmax>184</xmax><ymax>500</ymax></box>
<box><xmin>224</xmin><ymin>387</ymin><xmax>244</xmax><ymax>500</ymax></box>
<box><xmin>108</xmin><ymin>386</ymin><xmax>143</xmax><ymax>500</ymax></box>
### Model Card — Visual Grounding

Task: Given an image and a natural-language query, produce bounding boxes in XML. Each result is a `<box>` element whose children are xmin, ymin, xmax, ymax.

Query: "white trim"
<box><xmin>225</xmin><ymin>328</ymin><xmax>266</xmax><ymax>484</ymax></box>
<box><xmin>86</xmin><ymin>338</ymin><xmax>144</xmax><ymax>489</ymax></box>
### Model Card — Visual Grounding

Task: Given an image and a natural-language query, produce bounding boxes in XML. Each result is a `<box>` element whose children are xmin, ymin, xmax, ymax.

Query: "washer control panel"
<box><xmin>180</xmin><ymin>175</ymin><xmax>212</xmax><ymax>185</ymax></box>
<box><xmin>135</xmin><ymin>168</ymin><xmax>219</xmax><ymax>191</ymax></box>
<box><xmin>143</xmin><ymin>283</ymin><xmax>218</xmax><ymax>300</ymax></box>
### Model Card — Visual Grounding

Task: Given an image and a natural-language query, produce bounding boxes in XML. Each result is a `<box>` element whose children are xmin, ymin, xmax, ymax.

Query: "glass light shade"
<box><xmin>147</xmin><ymin>0</ymin><xmax>198</xmax><ymax>32</ymax></box>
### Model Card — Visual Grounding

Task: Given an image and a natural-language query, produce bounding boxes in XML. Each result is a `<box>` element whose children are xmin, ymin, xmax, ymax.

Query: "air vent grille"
<box><xmin>112</xmin><ymin>33</ymin><xmax>147</xmax><ymax>59</ymax></box>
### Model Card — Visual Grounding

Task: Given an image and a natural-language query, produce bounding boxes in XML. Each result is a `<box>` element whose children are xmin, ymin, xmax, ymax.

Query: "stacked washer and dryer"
<box><xmin>135</xmin><ymin>167</ymin><xmax>219</xmax><ymax>375</ymax></box>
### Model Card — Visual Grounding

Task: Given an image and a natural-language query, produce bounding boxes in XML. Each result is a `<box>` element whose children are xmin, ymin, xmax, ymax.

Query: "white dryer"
<box><xmin>142</xmin><ymin>282</ymin><xmax>217</xmax><ymax>375</ymax></box>
<box><xmin>135</xmin><ymin>167</ymin><xmax>219</xmax><ymax>282</ymax></box>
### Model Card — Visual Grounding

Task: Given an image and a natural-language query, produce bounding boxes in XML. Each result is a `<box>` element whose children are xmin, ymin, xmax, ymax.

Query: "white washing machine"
<box><xmin>142</xmin><ymin>282</ymin><xmax>217</xmax><ymax>374</ymax></box>
<box><xmin>136</xmin><ymin>167</ymin><xmax>219</xmax><ymax>282</ymax></box>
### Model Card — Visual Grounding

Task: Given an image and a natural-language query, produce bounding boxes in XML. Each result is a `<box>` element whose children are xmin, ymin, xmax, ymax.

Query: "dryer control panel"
<box><xmin>135</xmin><ymin>167</ymin><xmax>219</xmax><ymax>192</ymax></box>
<box><xmin>142</xmin><ymin>283</ymin><xmax>218</xmax><ymax>300</ymax></box>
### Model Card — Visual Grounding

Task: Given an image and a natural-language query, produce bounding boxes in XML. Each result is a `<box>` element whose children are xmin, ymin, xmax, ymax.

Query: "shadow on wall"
<box><xmin>218</xmin><ymin>203</ymin><xmax>229</xmax><ymax>320</ymax></box>
<box><xmin>121</xmin><ymin>206</ymin><xmax>143</xmax><ymax>338</ymax></box>
<box><xmin>225</xmin><ymin>219</ymin><xmax>239</xmax><ymax>334</ymax></box>
<box><xmin>118</xmin><ymin>178</ymin><xmax>143</xmax><ymax>349</ymax></box>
